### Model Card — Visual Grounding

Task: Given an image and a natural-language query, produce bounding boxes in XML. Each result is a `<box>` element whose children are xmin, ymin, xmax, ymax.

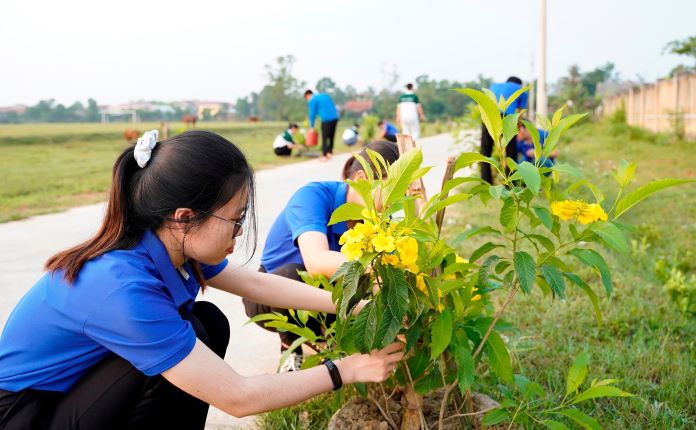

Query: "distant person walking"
<box><xmin>305</xmin><ymin>90</ymin><xmax>339</xmax><ymax>162</ymax></box>
<box><xmin>396</xmin><ymin>83</ymin><xmax>426</xmax><ymax>140</ymax></box>
<box><xmin>480</xmin><ymin>76</ymin><xmax>528</xmax><ymax>184</ymax></box>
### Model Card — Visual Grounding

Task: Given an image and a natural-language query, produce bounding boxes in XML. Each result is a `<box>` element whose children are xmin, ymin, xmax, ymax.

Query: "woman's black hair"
<box><xmin>46</xmin><ymin>130</ymin><xmax>257</xmax><ymax>287</ymax></box>
<box><xmin>342</xmin><ymin>140</ymin><xmax>400</xmax><ymax>180</ymax></box>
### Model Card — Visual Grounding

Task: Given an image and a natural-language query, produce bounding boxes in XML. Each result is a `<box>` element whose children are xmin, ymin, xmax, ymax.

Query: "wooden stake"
<box><xmin>435</xmin><ymin>156</ymin><xmax>456</xmax><ymax>235</ymax></box>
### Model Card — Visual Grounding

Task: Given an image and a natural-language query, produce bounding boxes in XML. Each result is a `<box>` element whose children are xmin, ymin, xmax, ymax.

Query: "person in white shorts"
<box><xmin>396</xmin><ymin>83</ymin><xmax>426</xmax><ymax>140</ymax></box>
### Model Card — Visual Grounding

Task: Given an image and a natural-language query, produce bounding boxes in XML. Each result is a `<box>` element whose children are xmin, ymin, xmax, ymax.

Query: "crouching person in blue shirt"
<box><xmin>517</xmin><ymin>121</ymin><xmax>557</xmax><ymax>171</ymax></box>
<box><xmin>0</xmin><ymin>131</ymin><xmax>404</xmax><ymax>430</ymax></box>
<box><xmin>244</xmin><ymin>141</ymin><xmax>401</xmax><ymax>372</ymax></box>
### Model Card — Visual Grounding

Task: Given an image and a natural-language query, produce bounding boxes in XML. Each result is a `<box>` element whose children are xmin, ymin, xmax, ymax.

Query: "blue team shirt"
<box><xmin>384</xmin><ymin>123</ymin><xmax>398</xmax><ymax>136</ymax></box>
<box><xmin>308</xmin><ymin>93</ymin><xmax>338</xmax><ymax>128</ymax></box>
<box><xmin>489</xmin><ymin>82</ymin><xmax>529</xmax><ymax>115</ymax></box>
<box><xmin>0</xmin><ymin>229</ymin><xmax>228</xmax><ymax>392</ymax></box>
<box><xmin>261</xmin><ymin>181</ymin><xmax>348</xmax><ymax>273</ymax></box>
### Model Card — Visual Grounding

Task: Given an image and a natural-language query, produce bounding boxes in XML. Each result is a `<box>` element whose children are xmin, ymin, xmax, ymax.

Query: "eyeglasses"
<box><xmin>198</xmin><ymin>210</ymin><xmax>246</xmax><ymax>237</ymax></box>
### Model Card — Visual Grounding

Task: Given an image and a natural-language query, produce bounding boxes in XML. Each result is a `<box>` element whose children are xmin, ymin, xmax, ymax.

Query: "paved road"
<box><xmin>0</xmin><ymin>132</ymin><xmax>472</xmax><ymax>429</ymax></box>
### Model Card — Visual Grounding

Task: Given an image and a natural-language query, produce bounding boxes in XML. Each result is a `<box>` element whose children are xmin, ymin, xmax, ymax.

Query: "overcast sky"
<box><xmin>1</xmin><ymin>0</ymin><xmax>694</xmax><ymax>106</ymax></box>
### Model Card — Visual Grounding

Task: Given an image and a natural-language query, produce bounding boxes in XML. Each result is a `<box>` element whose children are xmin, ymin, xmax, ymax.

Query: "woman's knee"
<box><xmin>191</xmin><ymin>302</ymin><xmax>230</xmax><ymax>358</ymax></box>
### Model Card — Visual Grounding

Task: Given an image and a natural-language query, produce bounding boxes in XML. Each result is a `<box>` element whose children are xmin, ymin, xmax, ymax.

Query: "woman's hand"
<box><xmin>335</xmin><ymin>342</ymin><xmax>405</xmax><ymax>384</ymax></box>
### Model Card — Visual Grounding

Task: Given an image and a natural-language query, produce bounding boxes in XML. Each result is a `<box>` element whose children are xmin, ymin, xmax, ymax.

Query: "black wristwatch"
<box><xmin>322</xmin><ymin>359</ymin><xmax>343</xmax><ymax>390</ymax></box>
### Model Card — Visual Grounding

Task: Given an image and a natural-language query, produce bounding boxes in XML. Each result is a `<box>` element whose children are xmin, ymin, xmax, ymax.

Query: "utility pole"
<box><xmin>536</xmin><ymin>0</ymin><xmax>548</xmax><ymax>119</ymax></box>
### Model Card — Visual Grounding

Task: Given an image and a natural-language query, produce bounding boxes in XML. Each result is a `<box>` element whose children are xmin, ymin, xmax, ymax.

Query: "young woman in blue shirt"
<box><xmin>0</xmin><ymin>131</ymin><xmax>403</xmax><ymax>430</ymax></box>
<box><xmin>244</xmin><ymin>141</ymin><xmax>401</xmax><ymax>372</ymax></box>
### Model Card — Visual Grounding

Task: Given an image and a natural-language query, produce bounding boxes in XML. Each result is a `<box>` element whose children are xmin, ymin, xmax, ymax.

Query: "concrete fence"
<box><xmin>602</xmin><ymin>72</ymin><xmax>696</xmax><ymax>138</ymax></box>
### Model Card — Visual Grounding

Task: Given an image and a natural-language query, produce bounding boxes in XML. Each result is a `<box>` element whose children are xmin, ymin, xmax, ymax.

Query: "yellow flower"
<box><xmin>455</xmin><ymin>255</ymin><xmax>469</xmax><ymax>264</ymax></box>
<box><xmin>339</xmin><ymin>228</ymin><xmax>364</xmax><ymax>246</ymax></box>
<box><xmin>471</xmin><ymin>294</ymin><xmax>482</xmax><ymax>302</ymax></box>
<box><xmin>341</xmin><ymin>241</ymin><xmax>365</xmax><ymax>261</ymax></box>
<box><xmin>405</xmin><ymin>263</ymin><xmax>420</xmax><ymax>274</ymax></box>
<box><xmin>551</xmin><ymin>200</ymin><xmax>608</xmax><ymax>225</ymax></box>
<box><xmin>551</xmin><ymin>200</ymin><xmax>578</xmax><ymax>221</ymax></box>
<box><xmin>371</xmin><ymin>232</ymin><xmax>396</xmax><ymax>253</ymax></box>
<box><xmin>396</xmin><ymin>237</ymin><xmax>419</xmax><ymax>266</ymax></box>
<box><xmin>354</xmin><ymin>220</ymin><xmax>379</xmax><ymax>238</ymax></box>
<box><xmin>416</xmin><ymin>274</ymin><xmax>428</xmax><ymax>294</ymax></box>
<box><xmin>382</xmin><ymin>254</ymin><xmax>400</xmax><ymax>266</ymax></box>
<box><xmin>361</xmin><ymin>208</ymin><xmax>380</xmax><ymax>223</ymax></box>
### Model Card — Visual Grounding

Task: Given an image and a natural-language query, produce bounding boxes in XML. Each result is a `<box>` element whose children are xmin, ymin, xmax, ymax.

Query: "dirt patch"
<box><xmin>328</xmin><ymin>388</ymin><xmax>499</xmax><ymax>430</ymax></box>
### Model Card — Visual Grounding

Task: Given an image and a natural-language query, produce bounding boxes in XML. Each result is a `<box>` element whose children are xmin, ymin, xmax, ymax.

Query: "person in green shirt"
<box><xmin>396</xmin><ymin>83</ymin><xmax>426</xmax><ymax>140</ymax></box>
<box><xmin>273</xmin><ymin>123</ymin><xmax>299</xmax><ymax>157</ymax></box>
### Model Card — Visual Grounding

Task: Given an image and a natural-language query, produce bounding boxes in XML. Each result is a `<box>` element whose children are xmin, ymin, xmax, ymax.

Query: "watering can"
<box><xmin>305</xmin><ymin>129</ymin><xmax>318</xmax><ymax>147</ymax></box>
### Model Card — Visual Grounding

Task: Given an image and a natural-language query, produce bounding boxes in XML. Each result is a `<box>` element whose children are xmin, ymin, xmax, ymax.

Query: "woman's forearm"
<box><xmin>208</xmin><ymin>265</ymin><xmax>337</xmax><ymax>313</ymax></box>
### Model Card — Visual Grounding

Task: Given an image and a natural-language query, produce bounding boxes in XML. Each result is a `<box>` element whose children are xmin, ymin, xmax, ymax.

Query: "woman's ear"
<box><xmin>173</xmin><ymin>208</ymin><xmax>196</xmax><ymax>226</ymax></box>
<box><xmin>351</xmin><ymin>170</ymin><xmax>368</xmax><ymax>181</ymax></box>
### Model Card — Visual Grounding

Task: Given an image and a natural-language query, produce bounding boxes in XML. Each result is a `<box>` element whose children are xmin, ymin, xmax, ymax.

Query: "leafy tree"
<box><xmin>257</xmin><ymin>55</ymin><xmax>306</xmax><ymax>121</ymax></box>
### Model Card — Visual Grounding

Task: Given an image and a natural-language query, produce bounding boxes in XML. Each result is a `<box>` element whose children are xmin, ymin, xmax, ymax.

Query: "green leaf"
<box><xmin>482</xmin><ymin>408</ymin><xmax>509</xmax><ymax>427</ymax></box>
<box><xmin>514</xmin><ymin>251</ymin><xmax>536</xmax><ymax>294</ymax></box>
<box><xmin>346</xmin><ymin>179</ymin><xmax>375</xmax><ymax>212</ymax></box>
<box><xmin>365</xmin><ymin>148</ymin><xmax>388</xmax><ymax>181</ymax></box>
<box><xmin>477</xmin><ymin>255</ymin><xmax>500</xmax><ymax>289</ymax></box>
<box><xmin>499</xmin><ymin>198</ymin><xmax>518</xmax><ymax>231</ymax></box>
<box><xmin>569</xmin><ymin>249</ymin><xmax>613</xmax><ymax>296</ymax></box>
<box><xmin>552</xmin><ymin>163</ymin><xmax>584</xmax><ymax>179</ymax></box>
<box><xmin>264</xmin><ymin>321</ymin><xmax>318</xmax><ymax>342</ymax></box>
<box><xmin>379</xmin><ymin>265</ymin><xmax>409</xmax><ymax>321</ymax></box>
<box><xmin>328</xmin><ymin>202</ymin><xmax>367</xmax><ymax>225</ymax></box>
<box><xmin>454</xmin><ymin>151</ymin><xmax>498</xmax><ymax>172</ymax></box>
<box><xmin>566</xmin><ymin>179</ymin><xmax>605</xmax><ymax>204</ymax></box>
<box><xmin>488</xmin><ymin>185</ymin><xmax>507</xmax><ymax>200</ymax></box>
<box><xmin>564</xmin><ymin>272</ymin><xmax>602</xmax><ymax>325</ymax></box>
<box><xmin>486</xmin><ymin>332</ymin><xmax>513</xmax><ymax>383</ymax></box>
<box><xmin>590</xmin><ymin>222</ymin><xmax>628</xmax><ymax>255</ymax></box>
<box><xmin>454</xmin><ymin>345</ymin><xmax>475</xmax><ymax>395</ymax></box>
<box><xmin>566</xmin><ymin>352</ymin><xmax>590</xmax><ymax>395</ymax></box>
<box><xmin>556</xmin><ymin>408</ymin><xmax>603</xmax><ymax>430</ymax></box>
<box><xmin>454</xmin><ymin>88</ymin><xmax>503</xmax><ymax>141</ymax></box>
<box><xmin>423</xmin><ymin>193</ymin><xmax>472</xmax><ymax>219</ymax></box>
<box><xmin>375</xmin><ymin>303</ymin><xmax>402</xmax><ymax>349</ymax></box>
<box><xmin>527</xmin><ymin>233</ymin><xmax>556</xmax><ymax>253</ymax></box>
<box><xmin>552</xmin><ymin>104</ymin><xmax>566</xmax><ymax>126</ymax></box>
<box><xmin>613</xmin><ymin>178</ymin><xmax>696</xmax><ymax>219</ymax></box>
<box><xmin>540</xmin><ymin>264</ymin><xmax>566</xmax><ymax>299</ymax></box>
<box><xmin>543</xmin><ymin>420</ymin><xmax>571</xmax><ymax>430</ymax></box>
<box><xmin>503</xmin><ymin>86</ymin><xmax>530</xmax><ymax>111</ymax></box>
<box><xmin>382</xmin><ymin>148</ymin><xmax>423</xmax><ymax>208</ymax></box>
<box><xmin>533</xmin><ymin>206</ymin><xmax>554</xmax><ymax>229</ymax></box>
<box><xmin>453</xmin><ymin>226</ymin><xmax>502</xmax><ymax>244</ymax></box>
<box><xmin>470</xmin><ymin>241</ymin><xmax>504</xmax><ymax>263</ymax></box>
<box><xmin>570</xmin><ymin>385</ymin><xmax>633</xmax><ymax>405</ymax></box>
<box><xmin>516</xmin><ymin>161</ymin><xmax>541</xmax><ymax>194</ymax></box>
<box><xmin>338</xmin><ymin>263</ymin><xmax>365</xmax><ymax>318</ymax></box>
<box><xmin>502</xmin><ymin>112</ymin><xmax>521</xmax><ymax>145</ymax></box>
<box><xmin>521</xmin><ymin>119</ymin><xmax>542</xmax><ymax>161</ymax></box>
<box><xmin>611</xmin><ymin>160</ymin><xmax>636</xmax><ymax>187</ymax></box>
<box><xmin>430</xmin><ymin>308</ymin><xmax>453</xmax><ymax>360</ymax></box>
<box><xmin>441</xmin><ymin>176</ymin><xmax>485</xmax><ymax>195</ymax></box>
<box><xmin>407</xmin><ymin>348</ymin><xmax>429</xmax><ymax>379</ymax></box>
<box><xmin>514</xmin><ymin>374</ymin><xmax>546</xmax><ymax>399</ymax></box>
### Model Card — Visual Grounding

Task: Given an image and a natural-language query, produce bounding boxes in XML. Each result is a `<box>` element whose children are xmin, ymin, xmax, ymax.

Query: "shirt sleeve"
<box><xmin>201</xmin><ymin>258</ymin><xmax>228</xmax><ymax>280</ymax></box>
<box><xmin>285</xmin><ymin>186</ymin><xmax>331</xmax><ymax>246</ymax></box>
<box><xmin>84</xmin><ymin>282</ymin><xmax>197</xmax><ymax>376</ymax></box>
<box><xmin>308</xmin><ymin>98</ymin><xmax>317</xmax><ymax>128</ymax></box>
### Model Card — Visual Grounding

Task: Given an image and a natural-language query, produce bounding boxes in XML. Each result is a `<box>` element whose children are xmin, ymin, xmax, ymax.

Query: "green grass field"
<box><xmin>0</xmin><ymin>121</ymin><xmax>356</xmax><ymax>222</ymax></box>
<box><xmin>258</xmin><ymin>121</ymin><xmax>696</xmax><ymax>429</ymax></box>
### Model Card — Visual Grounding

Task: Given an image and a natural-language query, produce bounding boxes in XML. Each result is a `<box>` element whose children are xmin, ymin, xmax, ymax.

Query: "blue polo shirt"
<box><xmin>308</xmin><ymin>93</ymin><xmax>338</xmax><ymax>128</ymax></box>
<box><xmin>489</xmin><ymin>82</ymin><xmax>529</xmax><ymax>115</ymax></box>
<box><xmin>0</xmin><ymin>230</ymin><xmax>227</xmax><ymax>392</ymax></box>
<box><xmin>261</xmin><ymin>181</ymin><xmax>349</xmax><ymax>273</ymax></box>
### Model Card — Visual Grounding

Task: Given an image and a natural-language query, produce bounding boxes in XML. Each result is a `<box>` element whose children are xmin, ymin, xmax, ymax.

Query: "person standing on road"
<box><xmin>0</xmin><ymin>130</ymin><xmax>404</xmax><ymax>430</ymax></box>
<box><xmin>396</xmin><ymin>83</ymin><xmax>426</xmax><ymax>140</ymax></box>
<box><xmin>305</xmin><ymin>89</ymin><xmax>339</xmax><ymax>162</ymax></box>
<box><xmin>244</xmin><ymin>141</ymin><xmax>401</xmax><ymax>372</ymax></box>
<box><xmin>480</xmin><ymin>76</ymin><xmax>528</xmax><ymax>184</ymax></box>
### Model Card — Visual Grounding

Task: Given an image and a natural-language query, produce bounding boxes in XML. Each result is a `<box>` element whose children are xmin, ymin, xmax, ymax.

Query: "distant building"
<box><xmin>342</xmin><ymin>100</ymin><xmax>374</xmax><ymax>117</ymax></box>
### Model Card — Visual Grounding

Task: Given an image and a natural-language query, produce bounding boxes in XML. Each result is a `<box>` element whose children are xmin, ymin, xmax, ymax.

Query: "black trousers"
<box><xmin>0</xmin><ymin>301</ymin><xmax>229</xmax><ymax>430</ymax></box>
<box><xmin>274</xmin><ymin>145</ymin><xmax>292</xmax><ymax>156</ymax></box>
<box><xmin>321</xmin><ymin>119</ymin><xmax>338</xmax><ymax>156</ymax></box>
<box><xmin>479</xmin><ymin>123</ymin><xmax>518</xmax><ymax>185</ymax></box>
<box><xmin>243</xmin><ymin>264</ymin><xmax>334</xmax><ymax>350</ymax></box>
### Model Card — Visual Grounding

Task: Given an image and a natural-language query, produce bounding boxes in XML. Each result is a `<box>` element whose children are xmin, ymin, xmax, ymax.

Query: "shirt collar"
<box><xmin>332</xmin><ymin>182</ymin><xmax>349</xmax><ymax>236</ymax></box>
<box><xmin>140</xmin><ymin>229</ymin><xmax>193</xmax><ymax>309</ymax></box>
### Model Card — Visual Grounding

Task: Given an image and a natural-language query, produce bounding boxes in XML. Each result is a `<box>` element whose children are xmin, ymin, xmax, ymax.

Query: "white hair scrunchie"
<box><xmin>133</xmin><ymin>130</ymin><xmax>160</xmax><ymax>168</ymax></box>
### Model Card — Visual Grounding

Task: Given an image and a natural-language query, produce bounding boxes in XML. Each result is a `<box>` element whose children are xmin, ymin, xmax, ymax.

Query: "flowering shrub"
<box><xmin>251</xmin><ymin>87</ymin><xmax>695</xmax><ymax>429</ymax></box>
